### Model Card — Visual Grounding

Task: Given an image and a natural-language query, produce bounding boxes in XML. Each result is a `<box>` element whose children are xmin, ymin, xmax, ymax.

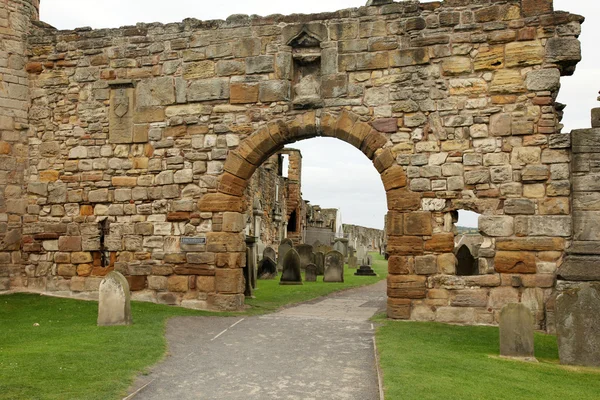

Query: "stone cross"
<box><xmin>97</xmin><ymin>271</ymin><xmax>132</xmax><ymax>326</ymax></box>
<box><xmin>499</xmin><ymin>303</ymin><xmax>534</xmax><ymax>359</ymax></box>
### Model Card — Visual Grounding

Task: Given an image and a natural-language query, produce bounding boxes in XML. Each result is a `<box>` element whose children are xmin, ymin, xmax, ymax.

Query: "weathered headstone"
<box><xmin>257</xmin><ymin>256</ymin><xmax>277</xmax><ymax>279</ymax></box>
<box><xmin>305</xmin><ymin>264</ymin><xmax>317</xmax><ymax>282</ymax></box>
<box><xmin>280</xmin><ymin>248</ymin><xmax>302</xmax><ymax>285</ymax></box>
<box><xmin>556</xmin><ymin>283</ymin><xmax>600</xmax><ymax>367</ymax></box>
<box><xmin>323</xmin><ymin>251</ymin><xmax>344</xmax><ymax>283</ymax></box>
<box><xmin>499</xmin><ymin>303</ymin><xmax>535</xmax><ymax>359</ymax></box>
<box><xmin>277</xmin><ymin>240</ymin><xmax>293</xmax><ymax>272</ymax></box>
<box><xmin>366</xmin><ymin>254</ymin><xmax>373</xmax><ymax>266</ymax></box>
<box><xmin>316</xmin><ymin>244</ymin><xmax>332</xmax><ymax>254</ymax></box>
<box><xmin>295</xmin><ymin>244</ymin><xmax>315</xmax><ymax>271</ymax></box>
<box><xmin>357</xmin><ymin>245</ymin><xmax>367</xmax><ymax>263</ymax></box>
<box><xmin>97</xmin><ymin>271</ymin><xmax>132</xmax><ymax>326</ymax></box>
<box><xmin>333</xmin><ymin>239</ymin><xmax>348</xmax><ymax>257</ymax></box>
<box><xmin>348</xmin><ymin>256</ymin><xmax>358</xmax><ymax>269</ymax></box>
<box><xmin>314</xmin><ymin>251</ymin><xmax>325</xmax><ymax>275</ymax></box>
<box><xmin>263</xmin><ymin>246</ymin><xmax>277</xmax><ymax>263</ymax></box>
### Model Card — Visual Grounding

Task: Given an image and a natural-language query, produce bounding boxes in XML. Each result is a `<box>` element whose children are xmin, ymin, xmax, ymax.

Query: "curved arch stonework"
<box><xmin>1</xmin><ymin>0</ymin><xmax>588</xmax><ymax>325</ymax></box>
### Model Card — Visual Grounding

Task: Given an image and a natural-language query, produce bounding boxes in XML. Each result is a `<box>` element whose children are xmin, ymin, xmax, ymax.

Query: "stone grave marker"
<box><xmin>366</xmin><ymin>254</ymin><xmax>373</xmax><ymax>266</ymax></box>
<box><xmin>348</xmin><ymin>255</ymin><xmax>358</xmax><ymax>269</ymax></box>
<box><xmin>263</xmin><ymin>246</ymin><xmax>277</xmax><ymax>263</ymax></box>
<box><xmin>323</xmin><ymin>251</ymin><xmax>344</xmax><ymax>283</ymax></box>
<box><xmin>277</xmin><ymin>240</ymin><xmax>293</xmax><ymax>272</ymax></box>
<box><xmin>97</xmin><ymin>271</ymin><xmax>132</xmax><ymax>326</ymax></box>
<box><xmin>314</xmin><ymin>251</ymin><xmax>325</xmax><ymax>275</ymax></box>
<box><xmin>499</xmin><ymin>303</ymin><xmax>535</xmax><ymax>359</ymax></box>
<box><xmin>316</xmin><ymin>244</ymin><xmax>332</xmax><ymax>254</ymax></box>
<box><xmin>295</xmin><ymin>244</ymin><xmax>315</xmax><ymax>271</ymax></box>
<box><xmin>305</xmin><ymin>264</ymin><xmax>317</xmax><ymax>282</ymax></box>
<box><xmin>280</xmin><ymin>248</ymin><xmax>302</xmax><ymax>285</ymax></box>
<box><xmin>556</xmin><ymin>283</ymin><xmax>600</xmax><ymax>367</ymax></box>
<box><xmin>257</xmin><ymin>256</ymin><xmax>277</xmax><ymax>280</ymax></box>
<box><xmin>333</xmin><ymin>239</ymin><xmax>348</xmax><ymax>257</ymax></box>
<box><xmin>356</xmin><ymin>246</ymin><xmax>366</xmax><ymax>263</ymax></box>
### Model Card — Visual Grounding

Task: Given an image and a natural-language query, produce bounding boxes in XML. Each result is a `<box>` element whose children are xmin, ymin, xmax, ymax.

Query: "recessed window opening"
<box><xmin>454</xmin><ymin>210</ymin><xmax>482</xmax><ymax>276</ymax></box>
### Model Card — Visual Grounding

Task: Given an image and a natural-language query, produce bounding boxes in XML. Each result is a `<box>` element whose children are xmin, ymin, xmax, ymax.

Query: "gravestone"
<box><xmin>97</xmin><ymin>271</ymin><xmax>132</xmax><ymax>326</ymax></box>
<box><xmin>257</xmin><ymin>256</ymin><xmax>277</xmax><ymax>280</ymax></box>
<box><xmin>323</xmin><ymin>251</ymin><xmax>344</xmax><ymax>283</ymax></box>
<box><xmin>305</xmin><ymin>264</ymin><xmax>317</xmax><ymax>282</ymax></box>
<box><xmin>263</xmin><ymin>246</ymin><xmax>277</xmax><ymax>263</ymax></box>
<box><xmin>280</xmin><ymin>248</ymin><xmax>302</xmax><ymax>285</ymax></box>
<box><xmin>277</xmin><ymin>240</ymin><xmax>293</xmax><ymax>272</ymax></box>
<box><xmin>499</xmin><ymin>303</ymin><xmax>535</xmax><ymax>359</ymax></box>
<box><xmin>333</xmin><ymin>239</ymin><xmax>348</xmax><ymax>257</ymax></box>
<box><xmin>556</xmin><ymin>283</ymin><xmax>600</xmax><ymax>367</ymax></box>
<box><xmin>366</xmin><ymin>254</ymin><xmax>373</xmax><ymax>266</ymax></box>
<box><xmin>314</xmin><ymin>251</ymin><xmax>325</xmax><ymax>275</ymax></box>
<box><xmin>295</xmin><ymin>244</ymin><xmax>315</xmax><ymax>271</ymax></box>
<box><xmin>356</xmin><ymin>246</ymin><xmax>366</xmax><ymax>263</ymax></box>
<box><xmin>316</xmin><ymin>244</ymin><xmax>332</xmax><ymax>254</ymax></box>
<box><xmin>348</xmin><ymin>256</ymin><xmax>358</xmax><ymax>269</ymax></box>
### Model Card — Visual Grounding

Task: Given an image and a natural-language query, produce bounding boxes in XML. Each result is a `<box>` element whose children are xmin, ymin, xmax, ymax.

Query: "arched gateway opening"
<box><xmin>198</xmin><ymin>110</ymin><xmax>411</xmax><ymax>315</ymax></box>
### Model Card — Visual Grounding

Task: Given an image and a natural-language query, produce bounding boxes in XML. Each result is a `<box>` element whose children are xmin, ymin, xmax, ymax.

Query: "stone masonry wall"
<box><xmin>344</xmin><ymin>223</ymin><xmax>384</xmax><ymax>250</ymax></box>
<box><xmin>2</xmin><ymin>0</ymin><xmax>585</xmax><ymax>322</ymax></box>
<box><xmin>0</xmin><ymin>0</ymin><xmax>38</xmax><ymax>291</ymax></box>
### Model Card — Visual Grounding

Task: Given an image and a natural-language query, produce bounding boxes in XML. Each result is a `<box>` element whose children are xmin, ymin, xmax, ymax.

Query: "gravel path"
<box><xmin>127</xmin><ymin>280</ymin><xmax>386</xmax><ymax>400</ymax></box>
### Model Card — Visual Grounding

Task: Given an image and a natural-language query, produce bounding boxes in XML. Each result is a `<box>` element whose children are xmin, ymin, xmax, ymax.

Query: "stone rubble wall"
<box><xmin>343</xmin><ymin>223</ymin><xmax>384</xmax><ymax>250</ymax></box>
<box><xmin>0</xmin><ymin>0</ymin><xmax>586</xmax><ymax>323</ymax></box>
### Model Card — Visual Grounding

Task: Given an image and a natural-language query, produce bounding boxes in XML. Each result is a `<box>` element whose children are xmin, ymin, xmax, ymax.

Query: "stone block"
<box><xmin>387</xmin><ymin>275</ymin><xmax>426</xmax><ymax>299</ymax></box>
<box><xmin>188</xmin><ymin>78</ymin><xmax>230</xmax><ymax>102</ymax></box>
<box><xmin>230</xmin><ymin>83</ymin><xmax>259</xmax><ymax>104</ymax></box>
<box><xmin>136</xmin><ymin>77</ymin><xmax>175</xmax><ymax>107</ymax></box>
<box><xmin>415</xmin><ymin>255</ymin><xmax>437</xmax><ymax>275</ymax></box>
<box><xmin>424</xmin><ymin>234</ymin><xmax>454</xmax><ymax>252</ymax></box>
<box><xmin>494</xmin><ymin>251</ymin><xmax>537</xmax><ymax>274</ymax></box>
<box><xmin>183</xmin><ymin>61</ymin><xmax>215</xmax><ymax>80</ymax></box>
<box><xmin>167</xmin><ymin>275</ymin><xmax>189</xmax><ymax>292</ymax></box>
<box><xmin>215</xmin><ymin>268</ymin><xmax>244</xmax><ymax>294</ymax></box>
<box><xmin>521</xmin><ymin>0</ymin><xmax>553</xmax><ymax>17</ymax></box>
<box><xmin>58</xmin><ymin>236</ymin><xmax>82</xmax><ymax>252</ymax></box>
<box><xmin>504</xmin><ymin>199</ymin><xmax>535</xmax><ymax>215</ymax></box>
<box><xmin>515</xmin><ymin>216</ymin><xmax>572</xmax><ymax>237</ymax></box>
<box><xmin>452</xmin><ymin>290</ymin><xmax>488</xmax><ymax>308</ymax></box>
<box><xmin>479</xmin><ymin>216</ymin><xmax>513</xmax><ymax>237</ymax></box>
<box><xmin>403</xmin><ymin>212</ymin><xmax>432</xmax><ymax>236</ymax></box>
<box><xmin>259</xmin><ymin>80</ymin><xmax>290</xmax><ymax>103</ymax></box>
<box><xmin>525</xmin><ymin>68</ymin><xmax>560</xmax><ymax>92</ymax></box>
<box><xmin>505</xmin><ymin>41</ymin><xmax>544</xmax><ymax>68</ymax></box>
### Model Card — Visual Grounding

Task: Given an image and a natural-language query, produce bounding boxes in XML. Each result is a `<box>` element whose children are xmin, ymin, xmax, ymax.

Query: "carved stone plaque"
<box><xmin>109</xmin><ymin>81</ymin><xmax>135</xmax><ymax>144</ymax></box>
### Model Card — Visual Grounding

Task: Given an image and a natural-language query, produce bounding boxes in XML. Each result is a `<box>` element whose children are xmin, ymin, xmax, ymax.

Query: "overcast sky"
<box><xmin>40</xmin><ymin>0</ymin><xmax>597</xmax><ymax>230</ymax></box>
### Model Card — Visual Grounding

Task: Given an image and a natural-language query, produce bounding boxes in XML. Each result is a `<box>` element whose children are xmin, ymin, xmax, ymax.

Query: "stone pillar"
<box><xmin>0</xmin><ymin>0</ymin><xmax>37</xmax><ymax>292</ymax></box>
<box><xmin>554</xmin><ymin>101</ymin><xmax>600</xmax><ymax>366</ymax></box>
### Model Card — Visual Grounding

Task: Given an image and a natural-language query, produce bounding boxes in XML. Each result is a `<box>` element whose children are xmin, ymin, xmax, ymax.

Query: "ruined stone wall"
<box><xmin>344</xmin><ymin>224</ymin><xmax>384</xmax><ymax>250</ymax></box>
<box><xmin>0</xmin><ymin>0</ymin><xmax>37</xmax><ymax>291</ymax></box>
<box><xmin>245</xmin><ymin>153</ymin><xmax>287</xmax><ymax>246</ymax></box>
<box><xmin>6</xmin><ymin>0</ymin><xmax>584</xmax><ymax>322</ymax></box>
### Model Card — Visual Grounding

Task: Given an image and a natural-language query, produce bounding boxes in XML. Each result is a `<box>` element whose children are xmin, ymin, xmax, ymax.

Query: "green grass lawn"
<box><xmin>246</xmin><ymin>252</ymin><xmax>388</xmax><ymax>314</ymax></box>
<box><xmin>375</xmin><ymin>318</ymin><xmax>600</xmax><ymax>400</ymax></box>
<box><xmin>0</xmin><ymin>295</ymin><xmax>231</xmax><ymax>400</ymax></box>
<box><xmin>0</xmin><ymin>252</ymin><xmax>387</xmax><ymax>399</ymax></box>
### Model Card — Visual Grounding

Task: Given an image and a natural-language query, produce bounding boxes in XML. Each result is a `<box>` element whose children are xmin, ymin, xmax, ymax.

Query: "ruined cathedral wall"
<box><xmin>343</xmin><ymin>224</ymin><xmax>384</xmax><ymax>250</ymax></box>
<box><xmin>16</xmin><ymin>0</ymin><xmax>582</xmax><ymax>320</ymax></box>
<box><xmin>0</xmin><ymin>0</ymin><xmax>38</xmax><ymax>291</ymax></box>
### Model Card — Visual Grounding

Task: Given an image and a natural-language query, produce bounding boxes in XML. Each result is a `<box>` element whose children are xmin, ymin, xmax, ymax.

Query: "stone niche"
<box><xmin>286</xmin><ymin>25</ymin><xmax>326</xmax><ymax>110</ymax></box>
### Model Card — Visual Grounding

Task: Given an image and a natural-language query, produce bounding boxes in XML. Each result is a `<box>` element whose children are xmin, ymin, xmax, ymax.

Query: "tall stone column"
<box><xmin>555</xmin><ymin>97</ymin><xmax>600</xmax><ymax>366</ymax></box>
<box><xmin>0</xmin><ymin>0</ymin><xmax>37</xmax><ymax>291</ymax></box>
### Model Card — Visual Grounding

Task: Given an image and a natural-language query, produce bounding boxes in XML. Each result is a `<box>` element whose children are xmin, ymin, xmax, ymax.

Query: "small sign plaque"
<box><xmin>180</xmin><ymin>237</ymin><xmax>206</xmax><ymax>245</ymax></box>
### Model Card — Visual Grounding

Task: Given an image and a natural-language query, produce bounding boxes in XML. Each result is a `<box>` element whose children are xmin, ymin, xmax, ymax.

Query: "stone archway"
<box><xmin>198</xmin><ymin>110</ymin><xmax>411</xmax><ymax>315</ymax></box>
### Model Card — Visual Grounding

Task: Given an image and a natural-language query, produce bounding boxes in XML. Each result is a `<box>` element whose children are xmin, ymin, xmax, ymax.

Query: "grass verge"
<box><xmin>374</xmin><ymin>316</ymin><xmax>600</xmax><ymax>400</ymax></box>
